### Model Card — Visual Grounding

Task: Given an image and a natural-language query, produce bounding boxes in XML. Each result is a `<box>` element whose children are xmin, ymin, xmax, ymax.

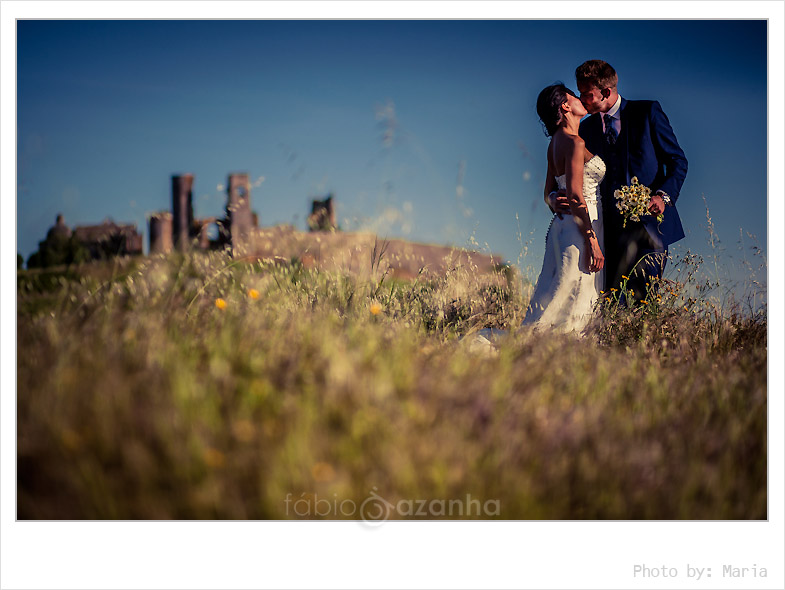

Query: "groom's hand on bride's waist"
<box><xmin>547</xmin><ymin>190</ymin><xmax>571</xmax><ymax>218</ymax></box>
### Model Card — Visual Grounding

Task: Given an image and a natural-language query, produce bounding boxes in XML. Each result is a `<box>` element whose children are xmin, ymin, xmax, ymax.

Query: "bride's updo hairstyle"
<box><xmin>536</xmin><ymin>83</ymin><xmax>576</xmax><ymax>137</ymax></box>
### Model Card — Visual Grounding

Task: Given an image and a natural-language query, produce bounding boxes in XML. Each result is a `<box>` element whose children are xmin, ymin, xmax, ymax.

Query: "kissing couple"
<box><xmin>475</xmin><ymin>59</ymin><xmax>688</xmax><ymax>347</ymax></box>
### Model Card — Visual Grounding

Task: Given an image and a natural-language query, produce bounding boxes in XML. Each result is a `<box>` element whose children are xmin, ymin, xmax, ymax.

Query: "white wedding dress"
<box><xmin>521</xmin><ymin>154</ymin><xmax>606</xmax><ymax>333</ymax></box>
<box><xmin>468</xmin><ymin>155</ymin><xmax>606</xmax><ymax>352</ymax></box>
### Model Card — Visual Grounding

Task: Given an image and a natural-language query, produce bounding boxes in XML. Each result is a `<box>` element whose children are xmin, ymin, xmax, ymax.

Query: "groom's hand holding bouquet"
<box><xmin>547</xmin><ymin>185</ymin><xmax>666</xmax><ymax>222</ymax></box>
<box><xmin>613</xmin><ymin>177</ymin><xmax>664</xmax><ymax>228</ymax></box>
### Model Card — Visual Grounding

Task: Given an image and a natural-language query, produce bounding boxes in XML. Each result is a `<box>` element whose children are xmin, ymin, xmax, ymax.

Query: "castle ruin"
<box><xmin>148</xmin><ymin>172</ymin><xmax>257</xmax><ymax>256</ymax></box>
<box><xmin>29</xmin><ymin>170</ymin><xmax>503</xmax><ymax>277</ymax></box>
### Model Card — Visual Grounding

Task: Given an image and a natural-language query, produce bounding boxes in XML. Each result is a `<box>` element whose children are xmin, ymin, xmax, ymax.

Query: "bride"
<box><xmin>472</xmin><ymin>84</ymin><xmax>605</xmax><ymax>348</ymax></box>
<box><xmin>523</xmin><ymin>83</ymin><xmax>605</xmax><ymax>332</ymax></box>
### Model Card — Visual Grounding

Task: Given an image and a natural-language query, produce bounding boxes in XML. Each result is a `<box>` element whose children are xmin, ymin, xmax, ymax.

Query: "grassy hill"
<box><xmin>16</xmin><ymin>249</ymin><xmax>766</xmax><ymax>519</ymax></box>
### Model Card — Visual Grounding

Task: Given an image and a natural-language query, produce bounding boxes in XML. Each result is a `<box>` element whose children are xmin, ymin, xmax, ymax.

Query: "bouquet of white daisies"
<box><xmin>614</xmin><ymin>177</ymin><xmax>664</xmax><ymax>228</ymax></box>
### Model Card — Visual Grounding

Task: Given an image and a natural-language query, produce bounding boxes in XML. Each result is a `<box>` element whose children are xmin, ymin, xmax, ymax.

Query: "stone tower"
<box><xmin>148</xmin><ymin>212</ymin><xmax>173</xmax><ymax>254</ymax></box>
<box><xmin>172</xmin><ymin>174</ymin><xmax>194</xmax><ymax>251</ymax></box>
<box><xmin>226</xmin><ymin>173</ymin><xmax>254</xmax><ymax>256</ymax></box>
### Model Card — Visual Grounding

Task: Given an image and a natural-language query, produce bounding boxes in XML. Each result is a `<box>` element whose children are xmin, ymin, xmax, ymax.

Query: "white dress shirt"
<box><xmin>601</xmin><ymin>94</ymin><xmax>622</xmax><ymax>136</ymax></box>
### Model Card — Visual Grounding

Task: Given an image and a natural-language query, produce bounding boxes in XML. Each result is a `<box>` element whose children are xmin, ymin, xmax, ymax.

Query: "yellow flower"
<box><xmin>203</xmin><ymin>447</ymin><xmax>225</xmax><ymax>468</ymax></box>
<box><xmin>312</xmin><ymin>462</ymin><xmax>336</xmax><ymax>482</ymax></box>
<box><xmin>610</xmin><ymin>288</ymin><xmax>618</xmax><ymax>292</ymax></box>
<box><xmin>370</xmin><ymin>302</ymin><xmax>382</xmax><ymax>316</ymax></box>
<box><xmin>621</xmin><ymin>275</ymin><xmax>629</xmax><ymax>280</ymax></box>
<box><xmin>215</xmin><ymin>298</ymin><xmax>227</xmax><ymax>310</ymax></box>
<box><xmin>247</xmin><ymin>288</ymin><xmax>259</xmax><ymax>300</ymax></box>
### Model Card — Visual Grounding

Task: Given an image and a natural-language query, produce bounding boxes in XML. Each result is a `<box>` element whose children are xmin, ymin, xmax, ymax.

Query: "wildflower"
<box><xmin>203</xmin><ymin>447</ymin><xmax>225</xmax><ymax>468</ymax></box>
<box><xmin>610</xmin><ymin>288</ymin><xmax>618</xmax><ymax>292</ymax></box>
<box><xmin>614</xmin><ymin>177</ymin><xmax>662</xmax><ymax>226</ymax></box>
<box><xmin>370</xmin><ymin>302</ymin><xmax>382</xmax><ymax>316</ymax></box>
<box><xmin>312</xmin><ymin>462</ymin><xmax>336</xmax><ymax>482</ymax></box>
<box><xmin>622</xmin><ymin>275</ymin><xmax>629</xmax><ymax>280</ymax></box>
<box><xmin>247</xmin><ymin>288</ymin><xmax>260</xmax><ymax>300</ymax></box>
<box><xmin>215</xmin><ymin>298</ymin><xmax>227</xmax><ymax>310</ymax></box>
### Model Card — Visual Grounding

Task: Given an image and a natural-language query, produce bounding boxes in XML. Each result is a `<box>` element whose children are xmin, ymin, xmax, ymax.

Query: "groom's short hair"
<box><xmin>576</xmin><ymin>60</ymin><xmax>618</xmax><ymax>90</ymax></box>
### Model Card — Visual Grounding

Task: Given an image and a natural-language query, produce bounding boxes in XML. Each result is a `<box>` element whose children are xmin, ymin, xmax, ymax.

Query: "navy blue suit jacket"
<box><xmin>579</xmin><ymin>98</ymin><xmax>688</xmax><ymax>248</ymax></box>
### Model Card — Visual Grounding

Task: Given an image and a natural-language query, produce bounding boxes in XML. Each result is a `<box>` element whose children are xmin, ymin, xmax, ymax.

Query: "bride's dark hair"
<box><xmin>536</xmin><ymin>83</ymin><xmax>577</xmax><ymax>137</ymax></box>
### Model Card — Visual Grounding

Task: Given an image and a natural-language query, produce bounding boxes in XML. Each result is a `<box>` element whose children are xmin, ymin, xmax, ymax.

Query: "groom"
<box><xmin>552</xmin><ymin>60</ymin><xmax>688</xmax><ymax>300</ymax></box>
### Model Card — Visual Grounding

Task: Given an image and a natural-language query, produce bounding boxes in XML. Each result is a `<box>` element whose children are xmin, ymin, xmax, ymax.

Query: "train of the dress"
<box><xmin>521</xmin><ymin>154</ymin><xmax>606</xmax><ymax>333</ymax></box>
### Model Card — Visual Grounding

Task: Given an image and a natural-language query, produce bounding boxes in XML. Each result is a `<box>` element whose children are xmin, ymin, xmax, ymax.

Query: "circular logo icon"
<box><xmin>359</xmin><ymin>487</ymin><xmax>393</xmax><ymax>526</ymax></box>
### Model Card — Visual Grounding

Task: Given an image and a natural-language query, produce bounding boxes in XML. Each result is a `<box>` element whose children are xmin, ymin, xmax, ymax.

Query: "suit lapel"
<box><xmin>618</xmin><ymin>98</ymin><xmax>629</xmax><ymax>184</ymax></box>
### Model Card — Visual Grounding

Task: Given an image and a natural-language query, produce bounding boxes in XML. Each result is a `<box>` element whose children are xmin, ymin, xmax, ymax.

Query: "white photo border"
<box><xmin>2</xmin><ymin>2</ymin><xmax>782</xmax><ymax>589</ymax></box>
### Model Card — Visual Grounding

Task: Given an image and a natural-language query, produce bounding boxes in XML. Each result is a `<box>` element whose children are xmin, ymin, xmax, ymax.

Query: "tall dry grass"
<box><xmin>16</xmin><ymin>235</ymin><xmax>766</xmax><ymax>519</ymax></box>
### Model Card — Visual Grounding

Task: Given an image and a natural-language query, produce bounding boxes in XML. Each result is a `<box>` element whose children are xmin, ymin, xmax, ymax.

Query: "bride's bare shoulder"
<box><xmin>556</xmin><ymin>133</ymin><xmax>584</xmax><ymax>154</ymax></box>
<box><xmin>569</xmin><ymin>134</ymin><xmax>586</xmax><ymax>149</ymax></box>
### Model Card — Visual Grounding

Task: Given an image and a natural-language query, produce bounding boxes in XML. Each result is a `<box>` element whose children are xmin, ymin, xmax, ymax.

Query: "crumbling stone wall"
<box><xmin>307</xmin><ymin>194</ymin><xmax>337</xmax><ymax>232</ymax></box>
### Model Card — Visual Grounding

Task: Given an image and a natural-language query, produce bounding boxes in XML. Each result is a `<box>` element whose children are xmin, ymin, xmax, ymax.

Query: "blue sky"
<box><xmin>17</xmin><ymin>19</ymin><xmax>767</xmax><ymax>293</ymax></box>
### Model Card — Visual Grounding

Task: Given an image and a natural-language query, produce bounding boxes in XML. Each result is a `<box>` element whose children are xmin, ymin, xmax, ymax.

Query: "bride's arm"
<box><xmin>565</xmin><ymin>138</ymin><xmax>604</xmax><ymax>273</ymax></box>
<box><xmin>564</xmin><ymin>137</ymin><xmax>592</xmax><ymax>232</ymax></box>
